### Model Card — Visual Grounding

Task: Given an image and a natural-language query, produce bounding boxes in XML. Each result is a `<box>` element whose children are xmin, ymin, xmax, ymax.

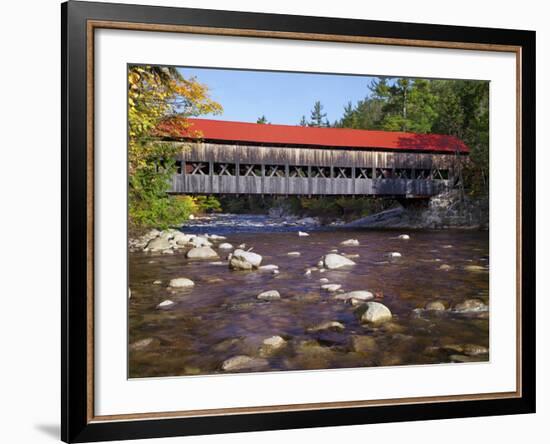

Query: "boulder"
<box><xmin>221</xmin><ymin>355</ymin><xmax>269</xmax><ymax>372</ymax></box>
<box><xmin>360</xmin><ymin>302</ymin><xmax>392</xmax><ymax>323</ymax></box>
<box><xmin>188</xmin><ymin>236</ymin><xmax>212</xmax><ymax>248</ymax></box>
<box><xmin>186</xmin><ymin>246</ymin><xmax>219</xmax><ymax>259</ymax></box>
<box><xmin>340</xmin><ymin>239</ymin><xmax>359</xmax><ymax>246</ymax></box>
<box><xmin>333</xmin><ymin>290</ymin><xmax>374</xmax><ymax>302</ymax></box>
<box><xmin>169</xmin><ymin>278</ymin><xmax>195</xmax><ymax>288</ymax></box>
<box><xmin>218</xmin><ymin>243</ymin><xmax>234</xmax><ymax>250</ymax></box>
<box><xmin>231</xmin><ymin>249</ymin><xmax>263</xmax><ymax>268</ymax></box>
<box><xmin>145</xmin><ymin>237</ymin><xmax>172</xmax><ymax>252</ymax></box>
<box><xmin>323</xmin><ymin>254</ymin><xmax>356</xmax><ymax>269</ymax></box>
<box><xmin>172</xmin><ymin>232</ymin><xmax>193</xmax><ymax>245</ymax></box>
<box><xmin>257</xmin><ymin>290</ymin><xmax>281</xmax><ymax>301</ymax></box>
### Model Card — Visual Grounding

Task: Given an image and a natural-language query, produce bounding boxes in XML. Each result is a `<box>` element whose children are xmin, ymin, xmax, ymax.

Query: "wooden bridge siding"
<box><xmin>171</xmin><ymin>175</ymin><xmax>446</xmax><ymax>196</ymax></box>
<box><xmin>172</xmin><ymin>142</ymin><xmax>455</xmax><ymax>169</ymax></box>
<box><xmin>168</xmin><ymin>142</ymin><xmax>454</xmax><ymax>195</ymax></box>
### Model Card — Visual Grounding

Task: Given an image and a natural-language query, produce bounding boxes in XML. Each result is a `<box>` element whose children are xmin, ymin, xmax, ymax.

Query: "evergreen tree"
<box><xmin>256</xmin><ymin>115</ymin><xmax>269</xmax><ymax>124</ymax></box>
<box><xmin>309</xmin><ymin>101</ymin><xmax>328</xmax><ymax>127</ymax></box>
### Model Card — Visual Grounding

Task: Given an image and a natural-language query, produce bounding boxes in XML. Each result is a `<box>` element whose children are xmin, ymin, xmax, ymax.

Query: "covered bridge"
<box><xmin>160</xmin><ymin>118</ymin><xmax>469</xmax><ymax>198</ymax></box>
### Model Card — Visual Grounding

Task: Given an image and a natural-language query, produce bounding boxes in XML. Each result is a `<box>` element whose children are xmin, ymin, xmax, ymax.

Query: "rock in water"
<box><xmin>221</xmin><ymin>355</ymin><xmax>269</xmax><ymax>371</ymax></box>
<box><xmin>229</xmin><ymin>256</ymin><xmax>253</xmax><ymax>270</ymax></box>
<box><xmin>172</xmin><ymin>231</ymin><xmax>193</xmax><ymax>245</ymax></box>
<box><xmin>333</xmin><ymin>290</ymin><xmax>374</xmax><ymax>302</ymax></box>
<box><xmin>341</xmin><ymin>239</ymin><xmax>360</xmax><ymax>246</ymax></box>
<box><xmin>188</xmin><ymin>236</ymin><xmax>212</xmax><ymax>248</ymax></box>
<box><xmin>321</xmin><ymin>284</ymin><xmax>342</xmax><ymax>292</ymax></box>
<box><xmin>257</xmin><ymin>290</ymin><xmax>281</xmax><ymax>301</ymax></box>
<box><xmin>453</xmin><ymin>299</ymin><xmax>488</xmax><ymax>312</ymax></box>
<box><xmin>130</xmin><ymin>337</ymin><xmax>159</xmax><ymax>351</ymax></box>
<box><xmin>398</xmin><ymin>234</ymin><xmax>410</xmax><ymax>240</ymax></box>
<box><xmin>464</xmin><ymin>265</ymin><xmax>488</xmax><ymax>272</ymax></box>
<box><xmin>218</xmin><ymin>243</ymin><xmax>234</xmax><ymax>250</ymax></box>
<box><xmin>463</xmin><ymin>344</ymin><xmax>489</xmax><ymax>355</ymax></box>
<box><xmin>307</xmin><ymin>321</ymin><xmax>345</xmax><ymax>332</ymax></box>
<box><xmin>156</xmin><ymin>300</ymin><xmax>175</xmax><ymax>309</ymax></box>
<box><xmin>208</xmin><ymin>234</ymin><xmax>226</xmax><ymax>240</ymax></box>
<box><xmin>186</xmin><ymin>246</ymin><xmax>219</xmax><ymax>259</ymax></box>
<box><xmin>287</xmin><ymin>251</ymin><xmax>301</xmax><ymax>257</ymax></box>
<box><xmin>258</xmin><ymin>264</ymin><xmax>279</xmax><ymax>271</ymax></box>
<box><xmin>298</xmin><ymin>231</ymin><xmax>310</xmax><ymax>237</ymax></box>
<box><xmin>230</xmin><ymin>249</ymin><xmax>263</xmax><ymax>269</ymax></box>
<box><xmin>145</xmin><ymin>237</ymin><xmax>172</xmax><ymax>252</ymax></box>
<box><xmin>323</xmin><ymin>253</ymin><xmax>356</xmax><ymax>269</ymax></box>
<box><xmin>361</xmin><ymin>302</ymin><xmax>392</xmax><ymax>323</ymax></box>
<box><xmin>388</xmin><ymin>252</ymin><xmax>402</xmax><ymax>258</ymax></box>
<box><xmin>169</xmin><ymin>278</ymin><xmax>195</xmax><ymax>288</ymax></box>
<box><xmin>259</xmin><ymin>336</ymin><xmax>287</xmax><ymax>357</ymax></box>
<box><xmin>439</xmin><ymin>264</ymin><xmax>453</xmax><ymax>271</ymax></box>
<box><xmin>425</xmin><ymin>301</ymin><xmax>446</xmax><ymax>311</ymax></box>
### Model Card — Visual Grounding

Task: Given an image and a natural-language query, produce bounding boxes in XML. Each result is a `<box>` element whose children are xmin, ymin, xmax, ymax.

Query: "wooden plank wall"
<box><xmin>169</xmin><ymin>142</ymin><xmax>455</xmax><ymax>196</ymax></box>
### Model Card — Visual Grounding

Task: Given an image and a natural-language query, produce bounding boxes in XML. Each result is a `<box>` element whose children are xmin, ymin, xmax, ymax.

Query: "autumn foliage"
<box><xmin>128</xmin><ymin>65</ymin><xmax>222</xmax><ymax>229</ymax></box>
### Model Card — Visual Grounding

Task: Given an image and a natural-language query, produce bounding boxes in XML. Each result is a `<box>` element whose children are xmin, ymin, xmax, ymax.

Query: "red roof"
<box><xmin>160</xmin><ymin>118</ymin><xmax>469</xmax><ymax>154</ymax></box>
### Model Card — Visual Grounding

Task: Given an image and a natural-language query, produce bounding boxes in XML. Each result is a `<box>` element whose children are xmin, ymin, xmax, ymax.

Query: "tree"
<box><xmin>308</xmin><ymin>101</ymin><xmax>328</xmax><ymax>127</ymax></box>
<box><xmin>256</xmin><ymin>115</ymin><xmax>269</xmax><ymax>124</ymax></box>
<box><xmin>128</xmin><ymin>65</ymin><xmax>222</xmax><ymax>230</ymax></box>
<box><xmin>333</xmin><ymin>75</ymin><xmax>489</xmax><ymax>196</ymax></box>
<box><xmin>299</xmin><ymin>115</ymin><xmax>308</xmax><ymax>126</ymax></box>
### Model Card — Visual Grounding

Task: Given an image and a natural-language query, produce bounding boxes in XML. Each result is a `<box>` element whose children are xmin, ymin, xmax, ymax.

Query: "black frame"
<box><xmin>62</xmin><ymin>1</ymin><xmax>536</xmax><ymax>442</ymax></box>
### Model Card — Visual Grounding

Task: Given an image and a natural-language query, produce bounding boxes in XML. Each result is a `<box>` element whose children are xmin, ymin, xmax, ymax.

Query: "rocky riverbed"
<box><xmin>128</xmin><ymin>214</ymin><xmax>489</xmax><ymax>378</ymax></box>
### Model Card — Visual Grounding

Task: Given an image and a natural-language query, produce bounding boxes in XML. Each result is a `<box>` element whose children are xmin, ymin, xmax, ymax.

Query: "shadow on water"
<box><xmin>129</xmin><ymin>214</ymin><xmax>489</xmax><ymax>378</ymax></box>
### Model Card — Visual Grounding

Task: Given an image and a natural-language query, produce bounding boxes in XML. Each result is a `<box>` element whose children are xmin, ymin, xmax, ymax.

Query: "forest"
<box><xmin>128</xmin><ymin>66</ymin><xmax>489</xmax><ymax>230</ymax></box>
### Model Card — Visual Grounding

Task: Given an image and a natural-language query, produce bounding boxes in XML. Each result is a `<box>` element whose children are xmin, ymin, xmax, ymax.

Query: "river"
<box><xmin>129</xmin><ymin>214</ymin><xmax>489</xmax><ymax>378</ymax></box>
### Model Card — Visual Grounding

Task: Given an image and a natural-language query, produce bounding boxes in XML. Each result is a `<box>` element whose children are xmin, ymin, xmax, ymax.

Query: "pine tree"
<box><xmin>309</xmin><ymin>101</ymin><xmax>328</xmax><ymax>127</ymax></box>
<box><xmin>256</xmin><ymin>115</ymin><xmax>269</xmax><ymax>124</ymax></box>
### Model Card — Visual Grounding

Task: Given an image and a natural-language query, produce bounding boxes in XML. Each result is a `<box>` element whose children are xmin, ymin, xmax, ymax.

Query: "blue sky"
<box><xmin>177</xmin><ymin>67</ymin><xmax>378</xmax><ymax>125</ymax></box>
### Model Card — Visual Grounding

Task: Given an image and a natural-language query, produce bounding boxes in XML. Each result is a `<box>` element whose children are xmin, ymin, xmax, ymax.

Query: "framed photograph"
<box><xmin>62</xmin><ymin>1</ymin><xmax>535</xmax><ymax>442</ymax></box>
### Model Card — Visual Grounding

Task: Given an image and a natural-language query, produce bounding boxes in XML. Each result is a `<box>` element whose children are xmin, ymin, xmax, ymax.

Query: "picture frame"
<box><xmin>61</xmin><ymin>1</ymin><xmax>536</xmax><ymax>442</ymax></box>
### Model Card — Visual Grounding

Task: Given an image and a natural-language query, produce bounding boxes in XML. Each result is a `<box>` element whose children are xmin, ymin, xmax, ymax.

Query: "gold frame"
<box><xmin>86</xmin><ymin>20</ymin><xmax>523</xmax><ymax>424</ymax></box>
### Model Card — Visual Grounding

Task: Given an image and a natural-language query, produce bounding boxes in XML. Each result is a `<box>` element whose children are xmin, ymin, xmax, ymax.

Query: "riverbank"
<box><xmin>346</xmin><ymin>190</ymin><xmax>489</xmax><ymax>230</ymax></box>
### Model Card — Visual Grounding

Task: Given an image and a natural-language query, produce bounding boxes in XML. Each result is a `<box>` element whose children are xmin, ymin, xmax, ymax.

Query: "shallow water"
<box><xmin>129</xmin><ymin>214</ymin><xmax>489</xmax><ymax>378</ymax></box>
